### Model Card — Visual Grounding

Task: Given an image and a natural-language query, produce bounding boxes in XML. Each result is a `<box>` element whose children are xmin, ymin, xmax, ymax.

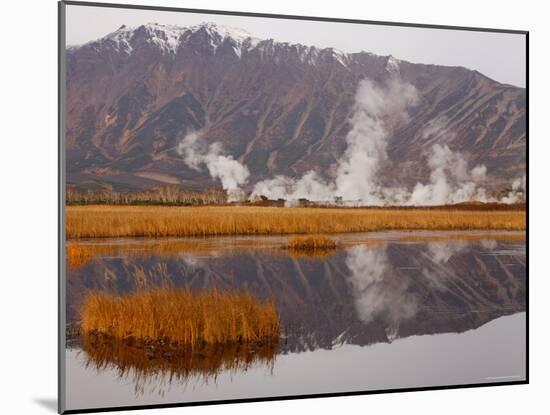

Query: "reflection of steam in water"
<box><xmin>479</xmin><ymin>239</ymin><xmax>498</xmax><ymax>250</ymax></box>
<box><xmin>425</xmin><ymin>238</ymin><xmax>503</xmax><ymax>264</ymax></box>
<box><xmin>344</xmin><ymin>238</ymin><xmax>506</xmax><ymax>341</ymax></box>
<box><xmin>180</xmin><ymin>254</ymin><xmax>203</xmax><ymax>268</ymax></box>
<box><xmin>81</xmin><ymin>333</ymin><xmax>277</xmax><ymax>396</ymax></box>
<box><xmin>181</xmin><ymin>250</ymin><xmax>224</xmax><ymax>268</ymax></box>
<box><xmin>426</xmin><ymin>240</ymin><xmax>469</xmax><ymax>264</ymax></box>
<box><xmin>345</xmin><ymin>245</ymin><xmax>417</xmax><ymax>341</ymax></box>
<box><xmin>421</xmin><ymin>240</ymin><xmax>470</xmax><ymax>292</ymax></box>
<box><xmin>422</xmin><ymin>239</ymin><xmax>499</xmax><ymax>291</ymax></box>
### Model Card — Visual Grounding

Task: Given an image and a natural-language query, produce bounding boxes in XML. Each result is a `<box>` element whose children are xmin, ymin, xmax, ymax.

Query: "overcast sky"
<box><xmin>66</xmin><ymin>4</ymin><xmax>526</xmax><ymax>87</ymax></box>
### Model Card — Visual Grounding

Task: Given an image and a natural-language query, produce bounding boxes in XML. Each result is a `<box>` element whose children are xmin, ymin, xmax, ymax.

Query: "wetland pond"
<box><xmin>64</xmin><ymin>230</ymin><xmax>526</xmax><ymax>410</ymax></box>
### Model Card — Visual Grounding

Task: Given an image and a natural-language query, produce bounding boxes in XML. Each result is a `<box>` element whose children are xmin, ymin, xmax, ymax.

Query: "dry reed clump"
<box><xmin>80</xmin><ymin>288</ymin><xmax>280</xmax><ymax>347</ymax></box>
<box><xmin>286</xmin><ymin>235</ymin><xmax>337</xmax><ymax>251</ymax></box>
<box><xmin>82</xmin><ymin>333</ymin><xmax>277</xmax><ymax>394</ymax></box>
<box><xmin>66</xmin><ymin>205</ymin><xmax>527</xmax><ymax>239</ymax></box>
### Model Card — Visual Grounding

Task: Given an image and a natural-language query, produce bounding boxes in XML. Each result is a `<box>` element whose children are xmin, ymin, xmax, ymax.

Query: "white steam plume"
<box><xmin>250</xmin><ymin>78</ymin><xmax>495</xmax><ymax>206</ymax></box>
<box><xmin>176</xmin><ymin>81</ymin><xmax>523</xmax><ymax>206</ymax></box>
<box><xmin>334</xmin><ymin>78</ymin><xmax>418</xmax><ymax>203</ymax></box>
<box><xmin>501</xmin><ymin>175</ymin><xmax>526</xmax><ymax>204</ymax></box>
<box><xmin>402</xmin><ymin>114</ymin><xmax>491</xmax><ymax>205</ymax></box>
<box><xmin>407</xmin><ymin>143</ymin><xmax>490</xmax><ymax>205</ymax></box>
<box><xmin>251</xmin><ymin>78</ymin><xmax>419</xmax><ymax>205</ymax></box>
<box><xmin>407</xmin><ymin>117</ymin><xmax>525</xmax><ymax>205</ymax></box>
<box><xmin>177</xmin><ymin>132</ymin><xmax>250</xmax><ymax>201</ymax></box>
<box><xmin>250</xmin><ymin>171</ymin><xmax>334</xmax><ymax>204</ymax></box>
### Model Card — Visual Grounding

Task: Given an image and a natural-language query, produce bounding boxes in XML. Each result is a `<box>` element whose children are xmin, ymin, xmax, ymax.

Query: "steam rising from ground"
<box><xmin>177</xmin><ymin>78</ymin><xmax>525</xmax><ymax>206</ymax></box>
<box><xmin>251</xmin><ymin>79</ymin><xmax>419</xmax><ymax>205</ymax></box>
<box><xmin>501</xmin><ymin>175</ymin><xmax>527</xmax><ymax>204</ymax></box>
<box><xmin>334</xmin><ymin>79</ymin><xmax>418</xmax><ymax>203</ymax></box>
<box><xmin>177</xmin><ymin>132</ymin><xmax>250</xmax><ymax>201</ymax></box>
<box><xmin>249</xmin><ymin>79</ymin><xmax>501</xmax><ymax>206</ymax></box>
<box><xmin>407</xmin><ymin>143</ymin><xmax>489</xmax><ymax>205</ymax></box>
<box><xmin>405</xmin><ymin>115</ymin><xmax>490</xmax><ymax>205</ymax></box>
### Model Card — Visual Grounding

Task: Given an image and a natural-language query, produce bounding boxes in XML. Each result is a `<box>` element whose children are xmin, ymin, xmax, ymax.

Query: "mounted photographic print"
<box><xmin>58</xmin><ymin>1</ymin><xmax>528</xmax><ymax>413</ymax></box>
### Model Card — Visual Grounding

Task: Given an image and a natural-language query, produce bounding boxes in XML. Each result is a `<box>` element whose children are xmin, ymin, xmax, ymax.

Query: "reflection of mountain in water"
<box><xmin>67</xmin><ymin>236</ymin><xmax>525</xmax><ymax>353</ymax></box>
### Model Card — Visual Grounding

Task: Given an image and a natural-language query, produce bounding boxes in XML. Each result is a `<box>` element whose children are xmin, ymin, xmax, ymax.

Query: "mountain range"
<box><xmin>65</xmin><ymin>22</ymin><xmax>526</xmax><ymax>191</ymax></box>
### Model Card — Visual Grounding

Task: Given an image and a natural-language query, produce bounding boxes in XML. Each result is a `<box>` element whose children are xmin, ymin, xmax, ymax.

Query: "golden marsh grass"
<box><xmin>286</xmin><ymin>235</ymin><xmax>337</xmax><ymax>251</ymax></box>
<box><xmin>81</xmin><ymin>288</ymin><xmax>280</xmax><ymax>347</ymax></box>
<box><xmin>282</xmin><ymin>235</ymin><xmax>338</xmax><ymax>259</ymax></box>
<box><xmin>66</xmin><ymin>205</ymin><xmax>526</xmax><ymax>239</ymax></box>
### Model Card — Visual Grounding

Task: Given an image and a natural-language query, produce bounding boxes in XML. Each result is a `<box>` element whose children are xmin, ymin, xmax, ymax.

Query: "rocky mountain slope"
<box><xmin>66</xmin><ymin>22</ymin><xmax>526</xmax><ymax>191</ymax></box>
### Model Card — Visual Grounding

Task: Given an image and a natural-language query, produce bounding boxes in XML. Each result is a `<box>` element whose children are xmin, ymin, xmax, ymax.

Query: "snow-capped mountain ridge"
<box><xmin>71</xmin><ymin>21</ymin><xmax>374</xmax><ymax>68</ymax></box>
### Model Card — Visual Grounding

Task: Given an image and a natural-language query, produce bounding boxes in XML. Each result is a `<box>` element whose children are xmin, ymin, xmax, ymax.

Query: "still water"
<box><xmin>65</xmin><ymin>231</ymin><xmax>526</xmax><ymax>411</ymax></box>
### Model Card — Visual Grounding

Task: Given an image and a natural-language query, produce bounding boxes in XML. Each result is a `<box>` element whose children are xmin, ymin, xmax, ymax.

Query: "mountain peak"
<box><xmin>81</xmin><ymin>21</ymin><xmax>261</xmax><ymax>55</ymax></box>
<box><xmin>189</xmin><ymin>22</ymin><xmax>256</xmax><ymax>42</ymax></box>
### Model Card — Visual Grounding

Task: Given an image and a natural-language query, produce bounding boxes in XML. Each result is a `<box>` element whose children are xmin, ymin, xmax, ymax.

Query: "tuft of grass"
<box><xmin>286</xmin><ymin>235</ymin><xmax>337</xmax><ymax>251</ymax></box>
<box><xmin>80</xmin><ymin>288</ymin><xmax>280</xmax><ymax>347</ymax></box>
<box><xmin>66</xmin><ymin>205</ymin><xmax>526</xmax><ymax>239</ymax></box>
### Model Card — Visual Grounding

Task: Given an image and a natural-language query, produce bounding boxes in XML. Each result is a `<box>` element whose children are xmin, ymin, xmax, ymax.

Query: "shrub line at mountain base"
<box><xmin>66</xmin><ymin>205</ymin><xmax>526</xmax><ymax>239</ymax></box>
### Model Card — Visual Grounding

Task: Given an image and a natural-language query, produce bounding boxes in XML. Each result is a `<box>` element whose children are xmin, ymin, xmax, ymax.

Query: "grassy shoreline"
<box><xmin>66</xmin><ymin>205</ymin><xmax>526</xmax><ymax>239</ymax></box>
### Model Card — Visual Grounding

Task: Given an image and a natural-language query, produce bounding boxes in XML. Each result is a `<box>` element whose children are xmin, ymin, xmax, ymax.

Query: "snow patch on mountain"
<box><xmin>69</xmin><ymin>21</ymin><xmax>352</xmax><ymax>67</ymax></box>
<box><xmin>189</xmin><ymin>22</ymin><xmax>260</xmax><ymax>46</ymax></box>
<box><xmin>385</xmin><ymin>55</ymin><xmax>400</xmax><ymax>75</ymax></box>
<box><xmin>73</xmin><ymin>22</ymin><xmax>261</xmax><ymax>56</ymax></box>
